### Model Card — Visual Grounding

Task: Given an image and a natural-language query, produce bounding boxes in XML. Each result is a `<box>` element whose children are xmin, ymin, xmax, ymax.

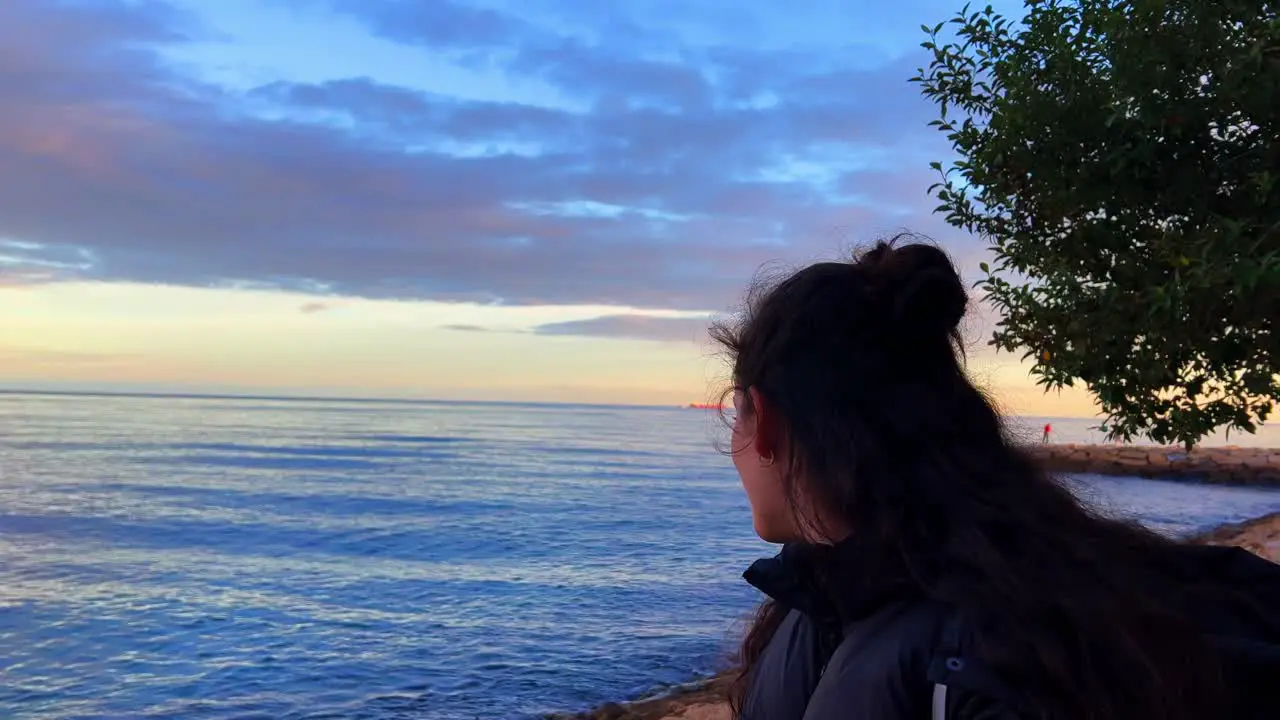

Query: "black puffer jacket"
<box><xmin>739</xmin><ymin>540</ymin><xmax>1280</xmax><ymax>720</ymax></box>
<box><xmin>739</xmin><ymin>542</ymin><xmax>1016</xmax><ymax>720</ymax></box>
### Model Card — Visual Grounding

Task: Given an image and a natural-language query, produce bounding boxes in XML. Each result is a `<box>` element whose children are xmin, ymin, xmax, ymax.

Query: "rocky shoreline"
<box><xmin>546</xmin><ymin>675</ymin><xmax>732</xmax><ymax>720</ymax></box>
<box><xmin>550</xmin><ymin>458</ymin><xmax>1280</xmax><ymax>720</ymax></box>
<box><xmin>1189</xmin><ymin>510</ymin><xmax>1280</xmax><ymax>559</ymax></box>
<box><xmin>1030</xmin><ymin>443</ymin><xmax>1280</xmax><ymax>485</ymax></box>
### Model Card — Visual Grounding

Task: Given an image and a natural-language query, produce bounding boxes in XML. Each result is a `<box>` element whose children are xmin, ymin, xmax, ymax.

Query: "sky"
<box><xmin>0</xmin><ymin>0</ymin><xmax>1098</xmax><ymax>415</ymax></box>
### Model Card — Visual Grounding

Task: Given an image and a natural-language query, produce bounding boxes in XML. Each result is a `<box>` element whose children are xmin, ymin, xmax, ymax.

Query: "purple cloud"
<box><xmin>534</xmin><ymin>315</ymin><xmax>711</xmax><ymax>343</ymax></box>
<box><xmin>326</xmin><ymin>0</ymin><xmax>532</xmax><ymax>49</ymax></box>
<box><xmin>0</xmin><ymin>0</ymin><xmax>978</xmax><ymax>312</ymax></box>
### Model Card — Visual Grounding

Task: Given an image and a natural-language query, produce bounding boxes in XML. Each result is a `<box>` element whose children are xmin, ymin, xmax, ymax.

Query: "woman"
<box><xmin>712</xmin><ymin>238</ymin><xmax>1279</xmax><ymax>719</ymax></box>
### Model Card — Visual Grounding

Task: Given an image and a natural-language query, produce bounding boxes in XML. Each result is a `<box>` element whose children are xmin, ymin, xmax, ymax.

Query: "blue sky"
<box><xmin>1</xmin><ymin>0</ymin><xmax>1090</xmax><ymax>412</ymax></box>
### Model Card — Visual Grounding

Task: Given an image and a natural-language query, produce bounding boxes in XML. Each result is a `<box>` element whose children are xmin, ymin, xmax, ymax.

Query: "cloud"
<box><xmin>299</xmin><ymin>301</ymin><xmax>331</xmax><ymax>314</ymax></box>
<box><xmin>0</xmin><ymin>346</ymin><xmax>137</xmax><ymax>368</ymax></box>
<box><xmin>0</xmin><ymin>0</ymin><xmax>975</xmax><ymax>312</ymax></box>
<box><xmin>0</xmin><ymin>269</ymin><xmax>59</xmax><ymax>288</ymax></box>
<box><xmin>533</xmin><ymin>314</ymin><xmax>710</xmax><ymax>343</ymax></box>
<box><xmin>326</xmin><ymin>0</ymin><xmax>532</xmax><ymax>50</ymax></box>
<box><xmin>439</xmin><ymin>315</ymin><xmax>710</xmax><ymax>342</ymax></box>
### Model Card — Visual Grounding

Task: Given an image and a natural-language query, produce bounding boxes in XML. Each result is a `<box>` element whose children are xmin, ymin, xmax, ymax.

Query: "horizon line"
<box><xmin>0</xmin><ymin>387</ymin><xmax>1101</xmax><ymax>421</ymax></box>
<box><xmin>0</xmin><ymin>387</ymin><xmax>687</xmax><ymax>411</ymax></box>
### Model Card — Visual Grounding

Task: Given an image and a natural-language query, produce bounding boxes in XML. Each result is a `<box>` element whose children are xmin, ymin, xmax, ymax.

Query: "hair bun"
<box><xmin>860</xmin><ymin>240</ymin><xmax>967</xmax><ymax>340</ymax></box>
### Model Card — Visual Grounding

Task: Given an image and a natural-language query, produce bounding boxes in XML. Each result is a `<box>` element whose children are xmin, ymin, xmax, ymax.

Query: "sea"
<box><xmin>1</xmin><ymin>392</ymin><xmax>1278</xmax><ymax>720</ymax></box>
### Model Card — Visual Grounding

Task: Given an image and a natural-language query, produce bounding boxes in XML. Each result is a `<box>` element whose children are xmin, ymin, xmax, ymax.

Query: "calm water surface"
<box><xmin>1</xmin><ymin>393</ymin><xmax>1277</xmax><ymax>719</ymax></box>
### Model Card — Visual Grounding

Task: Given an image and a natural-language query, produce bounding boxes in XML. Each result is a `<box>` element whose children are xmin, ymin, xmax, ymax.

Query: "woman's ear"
<box><xmin>747</xmin><ymin>386</ymin><xmax>778</xmax><ymax>461</ymax></box>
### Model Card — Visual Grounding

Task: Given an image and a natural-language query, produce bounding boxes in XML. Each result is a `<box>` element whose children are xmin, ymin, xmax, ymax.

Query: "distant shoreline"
<box><xmin>549</xmin><ymin>510</ymin><xmax>1280</xmax><ymax>720</ymax></box>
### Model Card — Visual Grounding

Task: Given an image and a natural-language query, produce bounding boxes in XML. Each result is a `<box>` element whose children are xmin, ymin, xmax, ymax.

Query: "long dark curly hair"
<box><xmin>713</xmin><ymin>236</ymin><xmax>1224</xmax><ymax>720</ymax></box>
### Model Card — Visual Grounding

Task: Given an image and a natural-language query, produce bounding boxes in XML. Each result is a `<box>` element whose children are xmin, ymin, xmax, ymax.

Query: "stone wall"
<box><xmin>1028</xmin><ymin>444</ymin><xmax>1280</xmax><ymax>486</ymax></box>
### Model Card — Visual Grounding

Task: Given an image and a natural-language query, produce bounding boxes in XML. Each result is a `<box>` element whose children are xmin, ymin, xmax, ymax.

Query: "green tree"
<box><xmin>913</xmin><ymin>0</ymin><xmax>1280</xmax><ymax>450</ymax></box>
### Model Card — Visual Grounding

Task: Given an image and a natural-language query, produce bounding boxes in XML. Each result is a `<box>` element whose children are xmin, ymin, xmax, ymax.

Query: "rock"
<box><xmin>670</xmin><ymin>704</ymin><xmax>730</xmax><ymax>720</ymax></box>
<box><xmin>1029</xmin><ymin>444</ymin><xmax>1277</xmax><ymax>486</ymax></box>
<box><xmin>1264</xmin><ymin>541</ymin><xmax>1280</xmax><ymax>563</ymax></box>
<box><xmin>598</xmin><ymin>703</ymin><xmax>628</xmax><ymax>720</ymax></box>
<box><xmin>1243</xmin><ymin>453</ymin><xmax>1274</xmax><ymax>469</ymax></box>
<box><xmin>1114</xmin><ymin>456</ymin><xmax>1150</xmax><ymax>468</ymax></box>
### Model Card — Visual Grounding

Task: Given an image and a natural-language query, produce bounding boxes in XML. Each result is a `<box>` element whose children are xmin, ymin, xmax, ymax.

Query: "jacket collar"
<box><xmin>743</xmin><ymin>537</ymin><xmax>921</xmax><ymax>626</ymax></box>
